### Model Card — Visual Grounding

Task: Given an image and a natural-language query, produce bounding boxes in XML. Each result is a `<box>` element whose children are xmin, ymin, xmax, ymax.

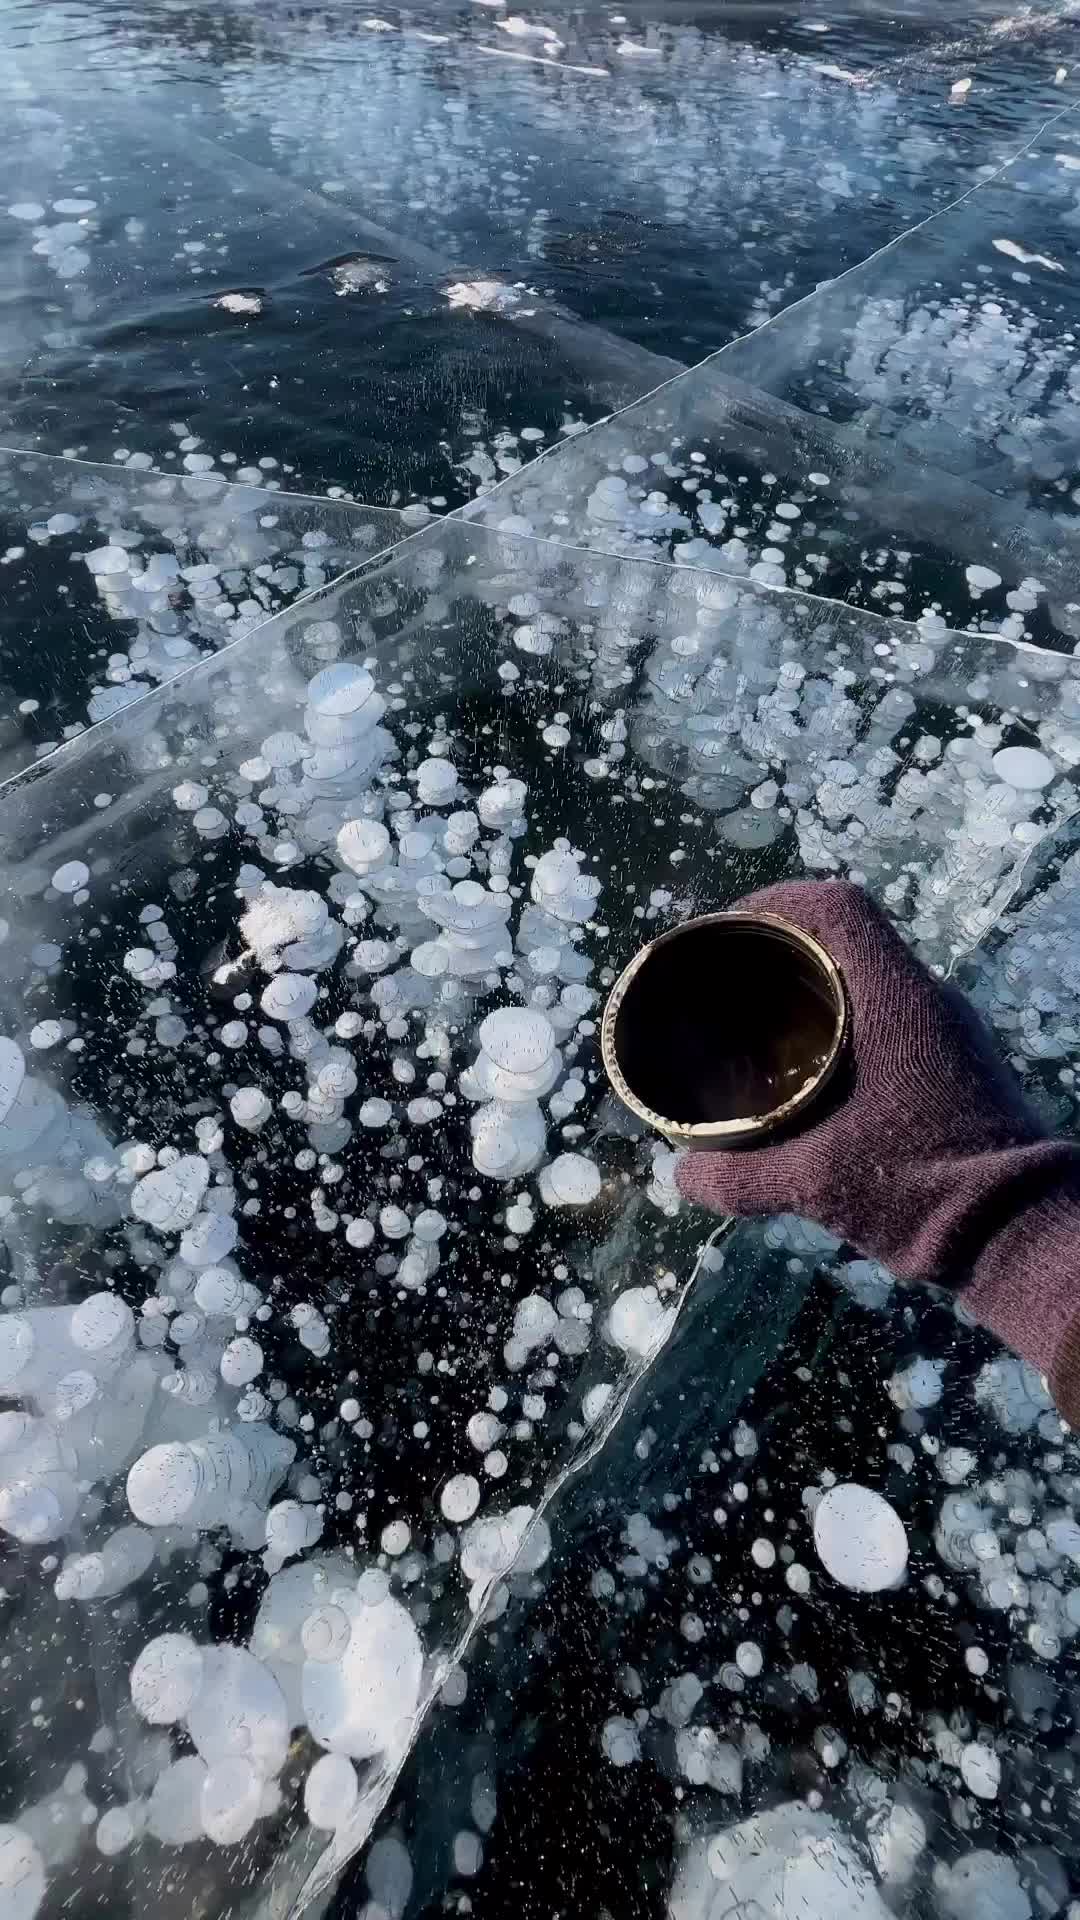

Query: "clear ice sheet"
<box><xmin>0</xmin><ymin>95</ymin><xmax>611</xmax><ymax>502</ymax></box>
<box><xmin>0</xmin><ymin>450</ymin><xmax>404</xmax><ymax>781</ymax></box>
<box><xmin>3</xmin><ymin>511</ymin><xmax>1080</xmax><ymax>1917</ymax></box>
<box><xmin>4</xmin><ymin>7</ymin><xmax>1080</xmax><ymax>1920</ymax></box>
<box><xmin>203</xmin><ymin>1</ymin><xmax>1076</xmax><ymax>351</ymax></box>
<box><xmin>4</xmin><ymin>4</ymin><xmax>1080</xmax><ymax>496</ymax></box>
<box><xmin>471</xmin><ymin>92</ymin><xmax>1080</xmax><ymax>646</ymax></box>
<box><xmin>714</xmin><ymin>94</ymin><xmax>1080</xmax><ymax>495</ymax></box>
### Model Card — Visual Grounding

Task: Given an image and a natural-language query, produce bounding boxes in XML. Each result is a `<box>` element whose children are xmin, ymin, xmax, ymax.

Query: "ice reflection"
<box><xmin>3</xmin><ymin>2</ymin><xmax>1080</xmax><ymax>498</ymax></box>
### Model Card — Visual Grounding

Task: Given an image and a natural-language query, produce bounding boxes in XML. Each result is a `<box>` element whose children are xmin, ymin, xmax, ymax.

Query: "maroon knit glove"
<box><xmin>675</xmin><ymin>880</ymin><xmax>1080</xmax><ymax>1425</ymax></box>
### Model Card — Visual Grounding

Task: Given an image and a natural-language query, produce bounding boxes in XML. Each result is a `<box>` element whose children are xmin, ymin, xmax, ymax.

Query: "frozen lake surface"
<box><xmin>3</xmin><ymin>4</ymin><xmax>1080</xmax><ymax>1919</ymax></box>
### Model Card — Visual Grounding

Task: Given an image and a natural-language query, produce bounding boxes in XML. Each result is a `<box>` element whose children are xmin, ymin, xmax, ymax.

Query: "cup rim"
<box><xmin>600</xmin><ymin>909</ymin><xmax>848</xmax><ymax>1147</ymax></box>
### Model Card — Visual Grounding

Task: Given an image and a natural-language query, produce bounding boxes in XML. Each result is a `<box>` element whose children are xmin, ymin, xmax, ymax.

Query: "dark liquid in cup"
<box><xmin>612</xmin><ymin>919</ymin><xmax>839</xmax><ymax>1130</ymax></box>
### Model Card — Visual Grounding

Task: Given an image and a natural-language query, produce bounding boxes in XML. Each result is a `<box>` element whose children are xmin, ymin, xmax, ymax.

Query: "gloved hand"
<box><xmin>675</xmin><ymin>880</ymin><xmax>1080</xmax><ymax>1424</ymax></box>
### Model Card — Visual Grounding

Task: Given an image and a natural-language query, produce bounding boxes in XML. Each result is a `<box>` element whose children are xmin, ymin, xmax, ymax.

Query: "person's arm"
<box><xmin>674</xmin><ymin>880</ymin><xmax>1080</xmax><ymax>1426</ymax></box>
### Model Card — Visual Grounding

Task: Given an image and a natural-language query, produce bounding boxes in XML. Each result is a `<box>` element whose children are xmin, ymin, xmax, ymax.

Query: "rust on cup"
<box><xmin>600</xmin><ymin>910</ymin><xmax>848</xmax><ymax>1149</ymax></box>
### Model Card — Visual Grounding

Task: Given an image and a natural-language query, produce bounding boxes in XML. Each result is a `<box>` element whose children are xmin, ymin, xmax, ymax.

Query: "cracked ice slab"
<box><xmin>2</xmin><ymin>514</ymin><xmax>1079</xmax><ymax>1915</ymax></box>
<box><xmin>0</xmin><ymin>450</ymin><xmax>405</xmax><ymax>784</ymax></box>
<box><xmin>469</xmin><ymin>92</ymin><xmax>1080</xmax><ymax>645</ymax></box>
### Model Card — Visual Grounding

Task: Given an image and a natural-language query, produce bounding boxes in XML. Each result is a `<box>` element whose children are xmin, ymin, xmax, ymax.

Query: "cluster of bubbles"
<box><xmin>517</xmin><ymin>1239</ymin><xmax>1080</xmax><ymax>1920</ymax></box>
<box><xmin>0</xmin><ymin>451</ymin><xmax>398</xmax><ymax>778</ymax></box>
<box><xmin>467</xmin><ymin>108</ymin><xmax>1080</xmax><ymax>652</ymax></box>
<box><xmin>2</xmin><ymin>454</ymin><xmax>1080</xmax><ymax>1915</ymax></box>
<box><xmin>210</xmin><ymin>0</ymin><xmax>1059</xmax><ymax>343</ymax></box>
<box><xmin>0</xmin><ymin>561</ymin><xmax>706</xmax><ymax>1918</ymax></box>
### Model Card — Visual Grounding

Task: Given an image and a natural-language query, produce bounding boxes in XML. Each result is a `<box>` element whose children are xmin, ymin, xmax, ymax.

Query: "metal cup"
<box><xmin>600</xmin><ymin>910</ymin><xmax>848</xmax><ymax>1149</ymax></box>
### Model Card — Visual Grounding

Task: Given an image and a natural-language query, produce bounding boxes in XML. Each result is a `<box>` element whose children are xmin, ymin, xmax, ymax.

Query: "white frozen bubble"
<box><xmin>220</xmin><ymin>1337</ymin><xmax>263</xmax><ymax>1387</ymax></box>
<box><xmin>308</xmin><ymin>661</ymin><xmax>378</xmax><ymax>718</ymax></box>
<box><xmin>467</xmin><ymin>1410</ymin><xmax>505</xmax><ymax>1451</ymax></box>
<box><xmin>130</xmin><ymin>1633</ymin><xmax>205</xmax><ymax>1724</ymax></box>
<box><xmin>454</xmin><ymin>1831</ymin><xmax>483</xmax><ymax>1876</ymax></box>
<box><xmin>606</xmin><ymin>1285</ymin><xmax>676</xmax><ymax>1359</ymax></box>
<box><xmin>720</xmin><ymin>809</ymin><xmax>780</xmax><ymax>850</ymax></box>
<box><xmin>675</xmin><ymin>1727</ymin><xmax>743</xmax><ymax>1792</ymax></box>
<box><xmin>51</xmin><ymin>861</ymin><xmax>89</xmax><ymax>894</ymax></box>
<box><xmin>301</xmin><ymin>1589</ymin><xmax>423</xmax><ymax>1759</ymax></box>
<box><xmin>353</xmin><ymin>939</ymin><xmax>394</xmax><ymax>973</ymax></box>
<box><xmin>265</xmin><ymin>1500</ymin><xmax>322</xmax><ymax>1560</ymax></box>
<box><xmin>676</xmin><ymin>1805</ymin><xmax>888</xmax><ymax>1920</ymax></box>
<box><xmin>601</xmin><ymin>1716</ymin><xmax>641</xmax><ymax>1766</ymax></box>
<box><xmin>193</xmin><ymin>1267</ymin><xmax>245</xmax><ymax>1314</ymax></box>
<box><xmin>127</xmin><ymin>1426</ymin><xmax>293</xmax><ymax>1529</ymax></box>
<box><xmin>974</xmin><ymin>1357</ymin><xmax>1051</xmax><ymax>1434</ymax></box>
<box><xmin>260</xmin><ymin>974</ymin><xmax>318</xmax><ymax>1022</ymax></box>
<box><xmin>29</xmin><ymin>1021</ymin><xmax>64</xmax><ymax>1051</ymax></box>
<box><xmin>379</xmin><ymin>1204</ymin><xmax>410</xmax><ymax>1241</ymax></box>
<box><xmin>583</xmin><ymin>1384</ymin><xmax>613</xmax><ymax>1426</ymax></box>
<box><xmin>95</xmin><ymin>1806</ymin><xmax>137</xmax><ymax>1857</ymax></box>
<box><xmin>336</xmin><ymin>819</ymin><xmax>391</xmax><ymax>877</ymax></box>
<box><xmin>413</xmin><ymin>1209</ymin><xmax>446</xmax><ymax>1243</ymax></box>
<box><xmin>303</xmin><ymin>1605</ymin><xmax>353</xmax><ymax>1666</ymax></box>
<box><xmin>867</xmin><ymin>1801</ymin><xmax>925</xmax><ymax>1886</ymax></box>
<box><xmin>504</xmin><ymin>1292</ymin><xmax>558</xmax><ymax>1369</ymax></box>
<box><xmin>460</xmin><ymin>1506</ymin><xmax>549</xmax><ymax>1585</ymax></box>
<box><xmin>304</xmin><ymin>1752</ymin><xmax>359</xmax><ymax>1830</ymax></box>
<box><xmin>0</xmin><ymin>1824</ymin><xmax>45</xmax><ymax>1920</ymax></box>
<box><xmin>537</xmin><ymin>1152</ymin><xmax>601</xmax><ymax>1206</ymax></box>
<box><xmin>240</xmin><ymin>886</ymin><xmax>340</xmax><ymax>969</ymax></box>
<box><xmin>959</xmin><ymin>1742</ymin><xmax>1001</xmax><ymax>1800</ymax></box>
<box><xmin>214</xmin><ymin>291</ymin><xmax>263</xmax><ymax>315</ymax></box>
<box><xmin>965</xmin><ymin>564</ymin><xmax>1003</xmax><ymax>595</ymax></box>
<box><xmin>440</xmin><ymin>1474</ymin><xmax>481</xmax><ymax>1523</ymax></box>
<box><xmin>70</xmin><ymin>1290</ymin><xmax>132</xmax><ymax>1358</ymax></box>
<box><xmin>889</xmin><ymin>1358</ymin><xmax>944</xmax><ymax>1410</ymax></box>
<box><xmin>230</xmin><ymin>1087</ymin><xmax>272</xmax><ymax>1132</ymax></box>
<box><xmin>477</xmin><ymin>776</ymin><xmax>527</xmax><ymax>830</ymax></box>
<box><xmin>415</xmin><ymin>757</ymin><xmax>459</xmax><ymax>806</ymax></box>
<box><xmin>934</xmin><ymin>1850</ymin><xmax>1029</xmax><ymax>1920</ymax></box>
<box><xmin>84</xmin><ymin>547</ymin><xmax>129</xmax><ymax>577</ymax></box>
<box><xmin>187</xmin><ymin>1646</ymin><xmax>290</xmax><ymax>1778</ymax></box>
<box><xmin>479</xmin><ymin>1007</ymin><xmax>556</xmax><ymax>1076</ymax></box>
<box><xmin>7</xmin><ymin>202</ymin><xmax>46</xmax><ymax>221</ymax></box>
<box><xmin>471</xmin><ymin>1098</ymin><xmax>546</xmax><ymax>1179</ymax></box>
<box><xmin>200</xmin><ymin>1756</ymin><xmax>263</xmax><ymax>1844</ymax></box>
<box><xmin>939</xmin><ymin>1447</ymin><xmax>977</xmax><ymax>1486</ymax></box>
<box><xmin>813</xmin><ymin>1483</ymin><xmax>908</xmax><ymax>1592</ymax></box>
<box><xmin>130</xmin><ymin>1155</ymin><xmax>210</xmax><ymax>1232</ymax></box>
<box><xmin>992</xmin><ymin>746</ymin><xmax>1055</xmax><ymax>790</ymax></box>
<box><xmin>54</xmin><ymin>1525</ymin><xmax>153</xmax><ymax>1601</ymax></box>
<box><xmin>171</xmin><ymin>779</ymin><xmax>208</xmax><ymax>810</ymax></box>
